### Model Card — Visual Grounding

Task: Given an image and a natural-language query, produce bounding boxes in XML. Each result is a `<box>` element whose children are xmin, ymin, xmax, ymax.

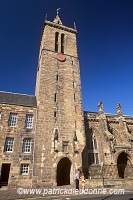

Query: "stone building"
<box><xmin>84</xmin><ymin>102</ymin><xmax>133</xmax><ymax>187</ymax></box>
<box><xmin>0</xmin><ymin>92</ymin><xmax>36</xmax><ymax>187</ymax></box>
<box><xmin>0</xmin><ymin>13</ymin><xmax>133</xmax><ymax>188</ymax></box>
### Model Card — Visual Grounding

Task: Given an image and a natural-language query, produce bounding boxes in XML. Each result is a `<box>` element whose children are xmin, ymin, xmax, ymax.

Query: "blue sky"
<box><xmin>0</xmin><ymin>0</ymin><xmax>133</xmax><ymax>115</ymax></box>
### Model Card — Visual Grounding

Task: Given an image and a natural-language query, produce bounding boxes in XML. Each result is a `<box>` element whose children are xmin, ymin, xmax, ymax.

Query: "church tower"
<box><xmin>34</xmin><ymin>12</ymin><xmax>85</xmax><ymax>186</ymax></box>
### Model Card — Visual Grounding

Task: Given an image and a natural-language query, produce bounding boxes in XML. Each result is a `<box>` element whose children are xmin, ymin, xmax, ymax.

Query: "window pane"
<box><xmin>23</xmin><ymin>139</ymin><xmax>31</xmax><ymax>152</ymax></box>
<box><xmin>9</xmin><ymin>113</ymin><xmax>17</xmax><ymax>127</ymax></box>
<box><xmin>26</xmin><ymin>115</ymin><xmax>33</xmax><ymax>129</ymax></box>
<box><xmin>20</xmin><ymin>164</ymin><xmax>29</xmax><ymax>175</ymax></box>
<box><xmin>5</xmin><ymin>138</ymin><xmax>14</xmax><ymax>152</ymax></box>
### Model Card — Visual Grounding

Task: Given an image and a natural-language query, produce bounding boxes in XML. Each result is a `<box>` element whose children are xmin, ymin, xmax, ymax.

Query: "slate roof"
<box><xmin>0</xmin><ymin>91</ymin><xmax>37</xmax><ymax>107</ymax></box>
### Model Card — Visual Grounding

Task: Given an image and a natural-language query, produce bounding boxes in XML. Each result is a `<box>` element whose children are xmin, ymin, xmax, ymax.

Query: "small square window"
<box><xmin>9</xmin><ymin>113</ymin><xmax>17</xmax><ymax>127</ymax></box>
<box><xmin>26</xmin><ymin>115</ymin><xmax>33</xmax><ymax>129</ymax></box>
<box><xmin>23</xmin><ymin>139</ymin><xmax>31</xmax><ymax>153</ymax></box>
<box><xmin>20</xmin><ymin>164</ymin><xmax>29</xmax><ymax>175</ymax></box>
<box><xmin>4</xmin><ymin>137</ymin><xmax>14</xmax><ymax>152</ymax></box>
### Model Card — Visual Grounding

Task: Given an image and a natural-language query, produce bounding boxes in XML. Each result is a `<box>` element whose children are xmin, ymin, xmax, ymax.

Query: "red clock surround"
<box><xmin>57</xmin><ymin>53</ymin><xmax>66</xmax><ymax>62</ymax></box>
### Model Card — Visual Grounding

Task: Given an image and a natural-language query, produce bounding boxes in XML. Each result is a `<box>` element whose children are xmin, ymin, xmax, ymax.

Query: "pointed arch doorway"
<box><xmin>57</xmin><ymin>157</ymin><xmax>72</xmax><ymax>186</ymax></box>
<box><xmin>117</xmin><ymin>152</ymin><xmax>129</xmax><ymax>179</ymax></box>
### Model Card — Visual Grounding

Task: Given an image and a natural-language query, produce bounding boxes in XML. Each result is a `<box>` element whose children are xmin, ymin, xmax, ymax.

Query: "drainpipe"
<box><xmin>31</xmin><ymin>105</ymin><xmax>38</xmax><ymax>188</ymax></box>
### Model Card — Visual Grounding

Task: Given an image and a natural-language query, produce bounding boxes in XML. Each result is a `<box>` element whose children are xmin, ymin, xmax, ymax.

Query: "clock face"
<box><xmin>57</xmin><ymin>53</ymin><xmax>66</xmax><ymax>62</ymax></box>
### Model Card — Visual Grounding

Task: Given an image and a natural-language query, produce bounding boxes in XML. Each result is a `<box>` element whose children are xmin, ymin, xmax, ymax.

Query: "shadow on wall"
<box><xmin>82</xmin><ymin>147</ymin><xmax>89</xmax><ymax>178</ymax></box>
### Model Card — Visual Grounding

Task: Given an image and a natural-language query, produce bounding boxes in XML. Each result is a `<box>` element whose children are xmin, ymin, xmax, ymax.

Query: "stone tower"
<box><xmin>34</xmin><ymin>13</ymin><xmax>85</xmax><ymax>186</ymax></box>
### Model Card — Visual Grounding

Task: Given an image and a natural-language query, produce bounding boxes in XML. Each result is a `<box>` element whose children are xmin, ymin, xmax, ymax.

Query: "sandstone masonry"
<box><xmin>0</xmin><ymin>14</ymin><xmax>132</xmax><ymax>188</ymax></box>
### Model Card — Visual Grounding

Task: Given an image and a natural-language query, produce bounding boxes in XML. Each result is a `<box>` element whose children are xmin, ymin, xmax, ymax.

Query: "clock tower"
<box><xmin>34</xmin><ymin>13</ymin><xmax>85</xmax><ymax>186</ymax></box>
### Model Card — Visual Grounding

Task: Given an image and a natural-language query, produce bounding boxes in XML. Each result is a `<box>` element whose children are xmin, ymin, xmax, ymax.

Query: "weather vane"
<box><xmin>74</xmin><ymin>22</ymin><xmax>76</xmax><ymax>29</ymax></box>
<box><xmin>45</xmin><ymin>13</ymin><xmax>47</xmax><ymax>20</ymax></box>
<box><xmin>56</xmin><ymin>8</ymin><xmax>61</xmax><ymax>15</ymax></box>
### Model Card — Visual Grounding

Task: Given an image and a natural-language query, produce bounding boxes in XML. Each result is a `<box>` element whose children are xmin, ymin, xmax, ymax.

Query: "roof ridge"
<box><xmin>0</xmin><ymin>91</ymin><xmax>35</xmax><ymax>97</ymax></box>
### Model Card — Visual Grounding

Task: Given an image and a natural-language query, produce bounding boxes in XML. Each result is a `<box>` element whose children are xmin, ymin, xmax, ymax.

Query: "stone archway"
<box><xmin>117</xmin><ymin>152</ymin><xmax>129</xmax><ymax>179</ymax></box>
<box><xmin>57</xmin><ymin>157</ymin><xmax>72</xmax><ymax>186</ymax></box>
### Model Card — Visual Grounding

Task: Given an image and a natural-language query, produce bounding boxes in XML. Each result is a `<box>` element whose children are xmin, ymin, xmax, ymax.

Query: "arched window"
<box><xmin>88</xmin><ymin>135</ymin><xmax>99</xmax><ymax>165</ymax></box>
<box><xmin>93</xmin><ymin>138</ymin><xmax>97</xmax><ymax>149</ymax></box>
<box><xmin>55</xmin><ymin>32</ymin><xmax>59</xmax><ymax>52</ymax></box>
<box><xmin>61</xmin><ymin>33</ymin><xmax>65</xmax><ymax>54</ymax></box>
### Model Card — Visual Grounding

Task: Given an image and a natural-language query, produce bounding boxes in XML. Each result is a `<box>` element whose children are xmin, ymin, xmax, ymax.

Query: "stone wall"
<box><xmin>34</xmin><ymin>16</ymin><xmax>85</xmax><ymax>186</ymax></box>
<box><xmin>84</xmin><ymin>107</ymin><xmax>133</xmax><ymax>180</ymax></box>
<box><xmin>0</xmin><ymin>103</ymin><xmax>36</xmax><ymax>187</ymax></box>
